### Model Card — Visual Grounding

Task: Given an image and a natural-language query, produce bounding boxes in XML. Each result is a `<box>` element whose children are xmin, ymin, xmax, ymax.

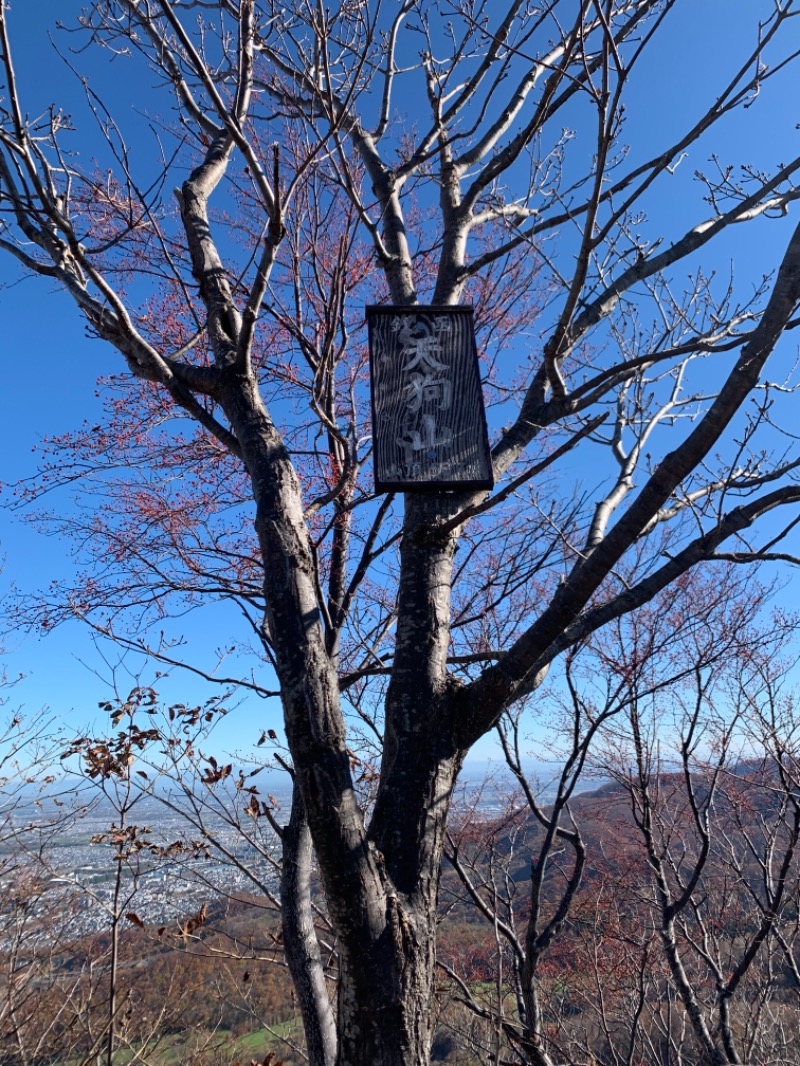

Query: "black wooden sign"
<box><xmin>367</xmin><ymin>305</ymin><xmax>494</xmax><ymax>493</ymax></box>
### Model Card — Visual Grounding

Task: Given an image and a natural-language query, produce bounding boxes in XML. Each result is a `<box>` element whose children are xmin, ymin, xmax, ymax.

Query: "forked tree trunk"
<box><xmin>221</xmin><ymin>376</ymin><xmax>465</xmax><ymax>1066</ymax></box>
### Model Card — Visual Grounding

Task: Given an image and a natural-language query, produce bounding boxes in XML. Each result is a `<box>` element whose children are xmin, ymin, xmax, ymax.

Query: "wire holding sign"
<box><xmin>367</xmin><ymin>306</ymin><xmax>494</xmax><ymax>492</ymax></box>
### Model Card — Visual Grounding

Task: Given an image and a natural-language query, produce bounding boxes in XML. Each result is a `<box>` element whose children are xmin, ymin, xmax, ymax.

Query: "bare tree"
<box><xmin>0</xmin><ymin>686</ymin><xmax>317</xmax><ymax>1066</ymax></box>
<box><xmin>606</xmin><ymin>634</ymin><xmax>800</xmax><ymax>1066</ymax></box>
<box><xmin>443</xmin><ymin>570</ymin><xmax>800</xmax><ymax>1066</ymax></box>
<box><xmin>4</xmin><ymin>3</ymin><xmax>800</xmax><ymax>1064</ymax></box>
<box><xmin>0</xmin><ymin>699</ymin><xmax>154</xmax><ymax>1066</ymax></box>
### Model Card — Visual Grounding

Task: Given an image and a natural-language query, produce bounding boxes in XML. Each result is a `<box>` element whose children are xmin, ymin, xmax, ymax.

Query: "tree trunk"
<box><xmin>281</xmin><ymin>784</ymin><xmax>337</xmax><ymax>1066</ymax></box>
<box><xmin>335</xmin><ymin>902</ymin><xmax>435</xmax><ymax>1066</ymax></box>
<box><xmin>334</xmin><ymin>494</ymin><xmax>464</xmax><ymax>1065</ymax></box>
<box><xmin>336</xmin><ymin>750</ymin><xmax>464</xmax><ymax>1066</ymax></box>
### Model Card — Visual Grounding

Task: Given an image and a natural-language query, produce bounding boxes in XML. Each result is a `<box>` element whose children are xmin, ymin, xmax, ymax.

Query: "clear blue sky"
<box><xmin>1</xmin><ymin>1</ymin><xmax>798</xmax><ymax>760</ymax></box>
